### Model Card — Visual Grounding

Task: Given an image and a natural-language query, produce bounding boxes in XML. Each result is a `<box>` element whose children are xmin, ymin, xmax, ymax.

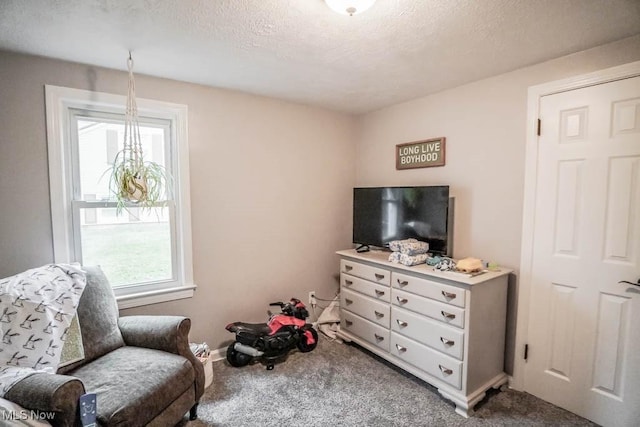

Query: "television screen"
<box><xmin>353</xmin><ymin>186</ymin><xmax>451</xmax><ymax>255</ymax></box>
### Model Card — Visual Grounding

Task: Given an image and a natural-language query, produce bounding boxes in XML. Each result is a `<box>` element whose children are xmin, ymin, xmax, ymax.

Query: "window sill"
<box><xmin>116</xmin><ymin>283</ymin><xmax>197</xmax><ymax>310</ymax></box>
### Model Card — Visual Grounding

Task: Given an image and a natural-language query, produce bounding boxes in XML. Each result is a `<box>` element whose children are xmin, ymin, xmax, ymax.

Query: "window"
<box><xmin>45</xmin><ymin>85</ymin><xmax>195</xmax><ymax>308</ymax></box>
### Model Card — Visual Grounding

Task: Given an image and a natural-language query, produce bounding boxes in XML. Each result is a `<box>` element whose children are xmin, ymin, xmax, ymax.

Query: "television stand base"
<box><xmin>355</xmin><ymin>244</ymin><xmax>370</xmax><ymax>253</ymax></box>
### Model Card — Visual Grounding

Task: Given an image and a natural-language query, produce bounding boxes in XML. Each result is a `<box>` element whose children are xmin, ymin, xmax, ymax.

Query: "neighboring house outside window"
<box><xmin>45</xmin><ymin>85</ymin><xmax>195</xmax><ymax>309</ymax></box>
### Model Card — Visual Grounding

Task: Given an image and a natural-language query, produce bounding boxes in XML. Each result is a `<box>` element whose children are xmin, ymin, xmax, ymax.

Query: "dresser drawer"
<box><xmin>390</xmin><ymin>333</ymin><xmax>463</xmax><ymax>389</ymax></box>
<box><xmin>392</xmin><ymin>272</ymin><xmax>466</xmax><ymax>308</ymax></box>
<box><xmin>392</xmin><ymin>288</ymin><xmax>465</xmax><ymax>329</ymax></box>
<box><xmin>341</xmin><ymin>274</ymin><xmax>390</xmax><ymax>302</ymax></box>
<box><xmin>340</xmin><ymin>259</ymin><xmax>390</xmax><ymax>286</ymax></box>
<box><xmin>341</xmin><ymin>310</ymin><xmax>390</xmax><ymax>352</ymax></box>
<box><xmin>391</xmin><ymin>306</ymin><xmax>464</xmax><ymax>360</ymax></box>
<box><xmin>341</xmin><ymin>288</ymin><xmax>390</xmax><ymax>328</ymax></box>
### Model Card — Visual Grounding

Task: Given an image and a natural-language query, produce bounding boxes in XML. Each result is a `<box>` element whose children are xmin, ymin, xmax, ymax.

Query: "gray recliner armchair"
<box><xmin>4</xmin><ymin>266</ymin><xmax>205</xmax><ymax>426</ymax></box>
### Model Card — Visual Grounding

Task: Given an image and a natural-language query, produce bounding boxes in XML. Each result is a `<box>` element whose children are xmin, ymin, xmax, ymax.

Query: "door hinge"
<box><xmin>537</xmin><ymin>119</ymin><xmax>541</xmax><ymax>136</ymax></box>
<box><xmin>524</xmin><ymin>344</ymin><xmax>529</xmax><ymax>361</ymax></box>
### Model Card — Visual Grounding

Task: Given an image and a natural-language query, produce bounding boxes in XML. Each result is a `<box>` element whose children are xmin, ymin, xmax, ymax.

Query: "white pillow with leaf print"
<box><xmin>0</xmin><ymin>264</ymin><xmax>86</xmax><ymax>396</ymax></box>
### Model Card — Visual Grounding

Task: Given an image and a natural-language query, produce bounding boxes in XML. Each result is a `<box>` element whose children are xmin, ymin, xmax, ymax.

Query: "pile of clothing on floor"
<box><xmin>387</xmin><ymin>238</ymin><xmax>430</xmax><ymax>266</ymax></box>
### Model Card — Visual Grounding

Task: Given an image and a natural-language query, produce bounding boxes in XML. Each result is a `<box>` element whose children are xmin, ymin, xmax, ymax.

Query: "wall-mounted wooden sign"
<box><xmin>396</xmin><ymin>137</ymin><xmax>446</xmax><ymax>170</ymax></box>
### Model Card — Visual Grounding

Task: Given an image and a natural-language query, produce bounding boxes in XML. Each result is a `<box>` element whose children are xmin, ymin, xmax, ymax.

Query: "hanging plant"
<box><xmin>107</xmin><ymin>53</ymin><xmax>172</xmax><ymax>214</ymax></box>
<box><xmin>108</xmin><ymin>153</ymin><xmax>171</xmax><ymax>213</ymax></box>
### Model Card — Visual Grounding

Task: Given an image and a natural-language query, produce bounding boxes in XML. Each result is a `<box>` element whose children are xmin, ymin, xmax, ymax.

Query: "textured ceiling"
<box><xmin>1</xmin><ymin>0</ymin><xmax>639</xmax><ymax>114</ymax></box>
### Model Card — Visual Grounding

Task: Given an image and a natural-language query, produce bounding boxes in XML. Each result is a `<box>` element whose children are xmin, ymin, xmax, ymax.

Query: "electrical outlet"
<box><xmin>309</xmin><ymin>291</ymin><xmax>316</xmax><ymax>306</ymax></box>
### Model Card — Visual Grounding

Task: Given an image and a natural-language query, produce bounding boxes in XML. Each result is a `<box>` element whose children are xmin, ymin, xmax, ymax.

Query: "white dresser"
<box><xmin>336</xmin><ymin>249</ymin><xmax>511</xmax><ymax>417</ymax></box>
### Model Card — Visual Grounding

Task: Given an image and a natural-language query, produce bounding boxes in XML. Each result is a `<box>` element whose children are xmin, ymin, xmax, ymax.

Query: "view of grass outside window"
<box><xmin>80</xmin><ymin>209</ymin><xmax>172</xmax><ymax>286</ymax></box>
<box><xmin>75</xmin><ymin>117</ymin><xmax>175</xmax><ymax>287</ymax></box>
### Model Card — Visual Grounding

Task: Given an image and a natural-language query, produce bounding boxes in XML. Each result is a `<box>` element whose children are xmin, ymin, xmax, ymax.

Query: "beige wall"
<box><xmin>2</xmin><ymin>34</ymin><xmax>639</xmax><ymax>367</ymax></box>
<box><xmin>355</xmin><ymin>35</ymin><xmax>640</xmax><ymax>372</ymax></box>
<box><xmin>0</xmin><ymin>51</ymin><xmax>356</xmax><ymax>349</ymax></box>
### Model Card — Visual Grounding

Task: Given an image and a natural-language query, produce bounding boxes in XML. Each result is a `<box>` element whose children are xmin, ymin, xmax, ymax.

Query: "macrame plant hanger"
<box><xmin>110</xmin><ymin>52</ymin><xmax>169</xmax><ymax>213</ymax></box>
<box><xmin>120</xmin><ymin>52</ymin><xmax>146</xmax><ymax>201</ymax></box>
<box><xmin>125</xmin><ymin>53</ymin><xmax>143</xmax><ymax>167</ymax></box>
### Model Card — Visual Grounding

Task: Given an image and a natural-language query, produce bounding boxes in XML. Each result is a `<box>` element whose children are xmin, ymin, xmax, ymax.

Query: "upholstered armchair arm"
<box><xmin>118</xmin><ymin>315</ymin><xmax>189</xmax><ymax>354</ymax></box>
<box><xmin>4</xmin><ymin>373</ymin><xmax>85</xmax><ymax>427</ymax></box>
<box><xmin>118</xmin><ymin>315</ymin><xmax>205</xmax><ymax>401</ymax></box>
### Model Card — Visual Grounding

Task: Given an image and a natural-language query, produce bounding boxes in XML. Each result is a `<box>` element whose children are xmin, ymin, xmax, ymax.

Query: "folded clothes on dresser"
<box><xmin>388</xmin><ymin>252</ymin><xmax>429</xmax><ymax>266</ymax></box>
<box><xmin>388</xmin><ymin>238</ymin><xmax>429</xmax><ymax>255</ymax></box>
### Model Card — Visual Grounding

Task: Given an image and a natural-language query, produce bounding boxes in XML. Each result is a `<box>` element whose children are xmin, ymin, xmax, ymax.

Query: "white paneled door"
<box><xmin>526</xmin><ymin>75</ymin><xmax>640</xmax><ymax>426</ymax></box>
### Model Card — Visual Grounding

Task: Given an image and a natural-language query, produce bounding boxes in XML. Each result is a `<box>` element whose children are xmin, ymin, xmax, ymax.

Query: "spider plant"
<box><xmin>108</xmin><ymin>150</ymin><xmax>172</xmax><ymax>214</ymax></box>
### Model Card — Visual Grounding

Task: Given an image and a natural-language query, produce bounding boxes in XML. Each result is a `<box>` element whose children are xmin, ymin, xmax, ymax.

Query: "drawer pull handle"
<box><xmin>440</xmin><ymin>337</ymin><xmax>455</xmax><ymax>346</ymax></box>
<box><xmin>345</xmin><ymin>280</ymin><xmax>353</xmax><ymax>285</ymax></box>
<box><xmin>375</xmin><ymin>290</ymin><xmax>385</xmax><ymax>296</ymax></box>
<box><xmin>345</xmin><ymin>265</ymin><xmax>353</xmax><ymax>271</ymax></box>
<box><xmin>397</xmin><ymin>279</ymin><xmax>409</xmax><ymax>286</ymax></box>
<box><xmin>344</xmin><ymin>319</ymin><xmax>353</xmax><ymax>326</ymax></box>
<box><xmin>345</xmin><ymin>298</ymin><xmax>353</xmax><ymax>305</ymax></box>
<box><xmin>375</xmin><ymin>273</ymin><xmax>385</xmax><ymax>280</ymax></box>
<box><xmin>441</xmin><ymin>291</ymin><xmax>457</xmax><ymax>300</ymax></box>
<box><xmin>441</xmin><ymin>311</ymin><xmax>456</xmax><ymax>320</ymax></box>
<box><xmin>374</xmin><ymin>311</ymin><xmax>384</xmax><ymax>318</ymax></box>
<box><xmin>395</xmin><ymin>344</ymin><xmax>407</xmax><ymax>353</ymax></box>
<box><xmin>397</xmin><ymin>297</ymin><xmax>408</xmax><ymax>304</ymax></box>
<box><xmin>439</xmin><ymin>365</ymin><xmax>453</xmax><ymax>375</ymax></box>
<box><xmin>374</xmin><ymin>333</ymin><xmax>384</xmax><ymax>341</ymax></box>
<box><xmin>397</xmin><ymin>320</ymin><xmax>408</xmax><ymax>327</ymax></box>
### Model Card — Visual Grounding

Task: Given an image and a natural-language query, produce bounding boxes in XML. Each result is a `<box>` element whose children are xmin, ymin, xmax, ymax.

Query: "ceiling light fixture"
<box><xmin>324</xmin><ymin>0</ymin><xmax>376</xmax><ymax>16</ymax></box>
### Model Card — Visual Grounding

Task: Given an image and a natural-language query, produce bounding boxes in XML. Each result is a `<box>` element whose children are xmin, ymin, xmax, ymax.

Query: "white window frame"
<box><xmin>45</xmin><ymin>85</ymin><xmax>196</xmax><ymax>309</ymax></box>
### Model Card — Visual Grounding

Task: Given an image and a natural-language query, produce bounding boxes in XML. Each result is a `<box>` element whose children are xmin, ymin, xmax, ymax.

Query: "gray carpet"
<box><xmin>180</xmin><ymin>336</ymin><xmax>596</xmax><ymax>426</ymax></box>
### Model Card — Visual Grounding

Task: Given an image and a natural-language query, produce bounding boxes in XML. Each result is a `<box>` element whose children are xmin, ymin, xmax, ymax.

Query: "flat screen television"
<box><xmin>353</xmin><ymin>186</ymin><xmax>452</xmax><ymax>255</ymax></box>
